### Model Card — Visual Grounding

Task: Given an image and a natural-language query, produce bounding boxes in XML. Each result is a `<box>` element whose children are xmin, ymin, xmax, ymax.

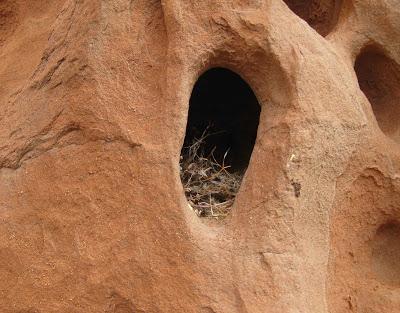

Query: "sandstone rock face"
<box><xmin>1</xmin><ymin>1</ymin><xmax>400</xmax><ymax>312</ymax></box>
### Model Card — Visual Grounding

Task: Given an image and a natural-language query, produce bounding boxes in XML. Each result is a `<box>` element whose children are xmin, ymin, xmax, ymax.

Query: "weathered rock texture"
<box><xmin>1</xmin><ymin>0</ymin><xmax>400</xmax><ymax>312</ymax></box>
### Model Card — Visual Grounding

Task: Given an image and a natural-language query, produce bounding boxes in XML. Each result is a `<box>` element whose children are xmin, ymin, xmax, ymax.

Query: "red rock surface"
<box><xmin>1</xmin><ymin>0</ymin><xmax>400</xmax><ymax>312</ymax></box>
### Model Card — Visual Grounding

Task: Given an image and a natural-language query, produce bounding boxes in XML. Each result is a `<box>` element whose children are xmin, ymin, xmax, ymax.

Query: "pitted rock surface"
<box><xmin>1</xmin><ymin>1</ymin><xmax>400</xmax><ymax>312</ymax></box>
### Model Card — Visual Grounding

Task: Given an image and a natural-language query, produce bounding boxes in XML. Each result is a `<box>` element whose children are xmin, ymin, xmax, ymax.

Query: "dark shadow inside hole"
<box><xmin>183</xmin><ymin>68</ymin><xmax>260</xmax><ymax>171</ymax></box>
<box><xmin>372</xmin><ymin>221</ymin><xmax>400</xmax><ymax>285</ymax></box>
<box><xmin>283</xmin><ymin>0</ymin><xmax>343</xmax><ymax>36</ymax></box>
<box><xmin>354</xmin><ymin>46</ymin><xmax>400</xmax><ymax>142</ymax></box>
<box><xmin>180</xmin><ymin>68</ymin><xmax>260</xmax><ymax>218</ymax></box>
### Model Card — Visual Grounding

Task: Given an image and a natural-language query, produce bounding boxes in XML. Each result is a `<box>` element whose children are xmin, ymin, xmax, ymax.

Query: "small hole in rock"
<box><xmin>0</xmin><ymin>0</ymin><xmax>19</xmax><ymax>45</ymax></box>
<box><xmin>180</xmin><ymin>68</ymin><xmax>260</xmax><ymax>218</ymax></box>
<box><xmin>371</xmin><ymin>221</ymin><xmax>400</xmax><ymax>285</ymax></box>
<box><xmin>283</xmin><ymin>0</ymin><xmax>343</xmax><ymax>36</ymax></box>
<box><xmin>355</xmin><ymin>46</ymin><xmax>400</xmax><ymax>143</ymax></box>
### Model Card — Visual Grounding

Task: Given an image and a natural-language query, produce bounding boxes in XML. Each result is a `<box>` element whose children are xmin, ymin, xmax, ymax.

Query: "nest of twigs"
<box><xmin>180</xmin><ymin>128</ymin><xmax>243</xmax><ymax>218</ymax></box>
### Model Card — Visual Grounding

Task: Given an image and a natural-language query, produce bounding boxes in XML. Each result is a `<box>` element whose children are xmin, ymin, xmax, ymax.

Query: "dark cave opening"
<box><xmin>182</xmin><ymin>67</ymin><xmax>260</xmax><ymax>172</ymax></box>
<box><xmin>180</xmin><ymin>67</ymin><xmax>261</xmax><ymax>218</ymax></box>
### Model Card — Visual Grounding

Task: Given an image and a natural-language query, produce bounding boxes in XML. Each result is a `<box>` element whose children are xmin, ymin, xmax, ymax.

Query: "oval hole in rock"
<box><xmin>180</xmin><ymin>68</ymin><xmax>260</xmax><ymax>219</ymax></box>
<box><xmin>355</xmin><ymin>47</ymin><xmax>400</xmax><ymax>143</ymax></box>
<box><xmin>371</xmin><ymin>221</ymin><xmax>400</xmax><ymax>285</ymax></box>
<box><xmin>283</xmin><ymin>0</ymin><xmax>343</xmax><ymax>36</ymax></box>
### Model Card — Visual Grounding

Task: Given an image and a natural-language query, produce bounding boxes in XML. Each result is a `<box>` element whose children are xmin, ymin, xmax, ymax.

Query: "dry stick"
<box><xmin>180</xmin><ymin>128</ymin><xmax>241</xmax><ymax>218</ymax></box>
<box><xmin>203</xmin><ymin>148</ymin><xmax>231</xmax><ymax>181</ymax></box>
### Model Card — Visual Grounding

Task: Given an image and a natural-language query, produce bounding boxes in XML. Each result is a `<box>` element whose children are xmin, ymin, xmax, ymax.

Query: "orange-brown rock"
<box><xmin>1</xmin><ymin>1</ymin><xmax>400</xmax><ymax>312</ymax></box>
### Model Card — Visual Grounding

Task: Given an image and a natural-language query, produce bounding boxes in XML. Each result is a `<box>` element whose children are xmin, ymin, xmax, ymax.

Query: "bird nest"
<box><xmin>180</xmin><ymin>129</ymin><xmax>242</xmax><ymax>218</ymax></box>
